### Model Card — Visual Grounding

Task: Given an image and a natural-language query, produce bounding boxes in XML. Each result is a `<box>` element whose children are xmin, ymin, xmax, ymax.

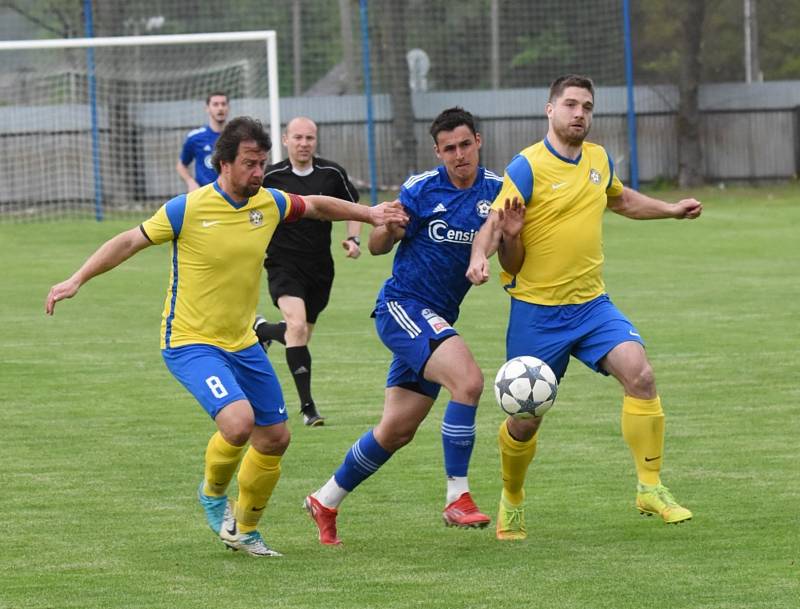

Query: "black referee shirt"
<box><xmin>263</xmin><ymin>157</ymin><xmax>360</xmax><ymax>256</ymax></box>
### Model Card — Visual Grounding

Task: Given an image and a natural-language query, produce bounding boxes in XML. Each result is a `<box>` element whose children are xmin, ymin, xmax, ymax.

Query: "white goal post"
<box><xmin>0</xmin><ymin>30</ymin><xmax>280</xmax><ymax>221</ymax></box>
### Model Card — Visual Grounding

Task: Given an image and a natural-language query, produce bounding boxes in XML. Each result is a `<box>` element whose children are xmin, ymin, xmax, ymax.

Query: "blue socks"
<box><xmin>441</xmin><ymin>401</ymin><xmax>477</xmax><ymax>477</ymax></box>
<box><xmin>333</xmin><ymin>429</ymin><xmax>393</xmax><ymax>491</ymax></box>
<box><xmin>331</xmin><ymin>401</ymin><xmax>477</xmax><ymax>494</ymax></box>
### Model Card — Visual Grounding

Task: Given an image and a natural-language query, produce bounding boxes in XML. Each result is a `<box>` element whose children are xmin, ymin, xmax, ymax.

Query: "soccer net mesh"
<box><xmin>0</xmin><ymin>0</ymin><xmax>629</xmax><ymax>221</ymax></box>
<box><xmin>0</xmin><ymin>32</ymin><xmax>277</xmax><ymax>222</ymax></box>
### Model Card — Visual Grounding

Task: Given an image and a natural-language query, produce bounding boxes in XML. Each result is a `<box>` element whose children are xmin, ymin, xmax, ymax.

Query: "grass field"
<box><xmin>1</xmin><ymin>185</ymin><xmax>798</xmax><ymax>609</ymax></box>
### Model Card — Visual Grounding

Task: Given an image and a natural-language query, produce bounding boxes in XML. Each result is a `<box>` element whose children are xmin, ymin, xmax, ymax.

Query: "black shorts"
<box><xmin>264</xmin><ymin>252</ymin><xmax>334</xmax><ymax>324</ymax></box>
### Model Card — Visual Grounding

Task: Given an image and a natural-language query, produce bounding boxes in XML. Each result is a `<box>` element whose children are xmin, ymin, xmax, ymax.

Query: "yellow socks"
<box><xmin>203</xmin><ymin>432</ymin><xmax>246</xmax><ymax>496</ymax></box>
<box><xmin>235</xmin><ymin>447</ymin><xmax>282</xmax><ymax>532</ymax></box>
<box><xmin>621</xmin><ymin>395</ymin><xmax>665</xmax><ymax>486</ymax></box>
<box><xmin>498</xmin><ymin>419</ymin><xmax>539</xmax><ymax>505</ymax></box>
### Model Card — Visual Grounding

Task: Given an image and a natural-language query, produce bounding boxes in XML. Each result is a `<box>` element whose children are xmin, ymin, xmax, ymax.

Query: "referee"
<box><xmin>255</xmin><ymin>116</ymin><xmax>362</xmax><ymax>426</ymax></box>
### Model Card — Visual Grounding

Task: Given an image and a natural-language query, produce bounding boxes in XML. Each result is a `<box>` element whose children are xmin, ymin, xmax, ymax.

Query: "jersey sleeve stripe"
<box><xmin>164</xmin><ymin>194</ymin><xmax>187</xmax><ymax>238</ymax></box>
<box><xmin>606</xmin><ymin>150</ymin><xmax>615</xmax><ymax>190</ymax></box>
<box><xmin>506</xmin><ymin>155</ymin><xmax>534</xmax><ymax>203</ymax></box>
<box><xmin>164</xmin><ymin>240</ymin><xmax>180</xmax><ymax>349</ymax></box>
<box><xmin>267</xmin><ymin>188</ymin><xmax>287</xmax><ymax>219</ymax></box>
<box><xmin>402</xmin><ymin>169</ymin><xmax>438</xmax><ymax>189</ymax></box>
<box><xmin>139</xmin><ymin>224</ymin><xmax>154</xmax><ymax>243</ymax></box>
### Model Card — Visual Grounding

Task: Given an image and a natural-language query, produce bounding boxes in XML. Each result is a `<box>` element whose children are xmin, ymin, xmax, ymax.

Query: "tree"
<box><xmin>338</xmin><ymin>0</ymin><xmax>359</xmax><ymax>94</ymax></box>
<box><xmin>676</xmin><ymin>0</ymin><xmax>706</xmax><ymax>187</ymax></box>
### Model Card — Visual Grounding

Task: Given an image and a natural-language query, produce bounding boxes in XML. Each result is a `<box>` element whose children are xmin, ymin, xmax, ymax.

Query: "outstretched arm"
<box><xmin>303</xmin><ymin>195</ymin><xmax>408</xmax><ymax>228</ymax></box>
<box><xmin>45</xmin><ymin>227</ymin><xmax>152</xmax><ymax>315</ymax></box>
<box><xmin>607</xmin><ymin>187</ymin><xmax>703</xmax><ymax>220</ymax></box>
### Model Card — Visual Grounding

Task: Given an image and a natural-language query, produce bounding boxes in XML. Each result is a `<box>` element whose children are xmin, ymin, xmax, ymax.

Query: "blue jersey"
<box><xmin>377</xmin><ymin>165</ymin><xmax>503</xmax><ymax>323</ymax></box>
<box><xmin>179</xmin><ymin>125</ymin><xmax>220</xmax><ymax>186</ymax></box>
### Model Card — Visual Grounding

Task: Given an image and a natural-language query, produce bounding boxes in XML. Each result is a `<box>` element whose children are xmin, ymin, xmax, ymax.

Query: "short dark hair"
<box><xmin>429</xmin><ymin>107</ymin><xmax>477</xmax><ymax>143</ymax></box>
<box><xmin>548</xmin><ymin>74</ymin><xmax>594</xmax><ymax>103</ymax></box>
<box><xmin>211</xmin><ymin>116</ymin><xmax>271</xmax><ymax>172</ymax></box>
<box><xmin>206</xmin><ymin>91</ymin><xmax>228</xmax><ymax>104</ymax></box>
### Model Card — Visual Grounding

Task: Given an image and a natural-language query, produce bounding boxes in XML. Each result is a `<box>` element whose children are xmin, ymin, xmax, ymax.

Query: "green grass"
<box><xmin>1</xmin><ymin>184</ymin><xmax>799</xmax><ymax>609</ymax></box>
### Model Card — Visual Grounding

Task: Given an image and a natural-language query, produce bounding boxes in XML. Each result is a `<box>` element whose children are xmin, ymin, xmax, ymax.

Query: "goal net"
<box><xmin>0</xmin><ymin>31</ymin><xmax>279</xmax><ymax>222</ymax></box>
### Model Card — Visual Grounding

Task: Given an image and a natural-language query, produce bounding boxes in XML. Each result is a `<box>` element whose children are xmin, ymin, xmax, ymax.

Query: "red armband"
<box><xmin>284</xmin><ymin>193</ymin><xmax>306</xmax><ymax>223</ymax></box>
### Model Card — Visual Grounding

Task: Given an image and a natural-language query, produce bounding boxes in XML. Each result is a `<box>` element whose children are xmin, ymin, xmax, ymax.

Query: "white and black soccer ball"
<box><xmin>494</xmin><ymin>356</ymin><xmax>558</xmax><ymax>418</ymax></box>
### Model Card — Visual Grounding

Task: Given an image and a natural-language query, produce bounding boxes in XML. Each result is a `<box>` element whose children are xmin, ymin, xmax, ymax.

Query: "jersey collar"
<box><xmin>438</xmin><ymin>164</ymin><xmax>484</xmax><ymax>190</ymax></box>
<box><xmin>213</xmin><ymin>180</ymin><xmax>249</xmax><ymax>209</ymax></box>
<box><xmin>544</xmin><ymin>137</ymin><xmax>582</xmax><ymax>165</ymax></box>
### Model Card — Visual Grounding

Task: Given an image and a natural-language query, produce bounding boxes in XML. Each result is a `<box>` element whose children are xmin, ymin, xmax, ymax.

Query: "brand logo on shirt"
<box><xmin>476</xmin><ymin>200</ymin><xmax>492</xmax><ymax>218</ymax></box>
<box><xmin>203</xmin><ymin>145</ymin><xmax>212</xmax><ymax>151</ymax></box>
<box><xmin>589</xmin><ymin>168</ymin><xmax>602</xmax><ymax>184</ymax></box>
<box><xmin>552</xmin><ymin>182</ymin><xmax>568</xmax><ymax>190</ymax></box>
<box><xmin>428</xmin><ymin>219</ymin><xmax>477</xmax><ymax>244</ymax></box>
<box><xmin>249</xmin><ymin>210</ymin><xmax>264</xmax><ymax>226</ymax></box>
<box><xmin>202</xmin><ymin>220</ymin><xmax>221</xmax><ymax>228</ymax></box>
<box><xmin>432</xmin><ymin>203</ymin><xmax>448</xmax><ymax>214</ymax></box>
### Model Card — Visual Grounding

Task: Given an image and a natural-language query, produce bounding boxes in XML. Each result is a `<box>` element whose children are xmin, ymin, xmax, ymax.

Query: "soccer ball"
<box><xmin>494</xmin><ymin>356</ymin><xmax>558</xmax><ymax>418</ymax></box>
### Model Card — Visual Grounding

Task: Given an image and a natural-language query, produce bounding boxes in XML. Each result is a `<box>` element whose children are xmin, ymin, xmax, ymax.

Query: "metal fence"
<box><xmin>1</xmin><ymin>1</ymin><xmax>799</xmax><ymax>219</ymax></box>
<box><xmin>1</xmin><ymin>81</ymin><xmax>797</xmax><ymax>211</ymax></box>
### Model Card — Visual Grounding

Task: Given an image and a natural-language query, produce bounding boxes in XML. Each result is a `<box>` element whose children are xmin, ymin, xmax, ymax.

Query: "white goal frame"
<box><xmin>0</xmin><ymin>30</ymin><xmax>280</xmax><ymax>221</ymax></box>
<box><xmin>0</xmin><ymin>30</ymin><xmax>281</xmax><ymax>159</ymax></box>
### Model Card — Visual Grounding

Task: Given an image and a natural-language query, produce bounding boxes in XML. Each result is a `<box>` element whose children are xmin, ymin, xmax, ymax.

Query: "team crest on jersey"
<box><xmin>249</xmin><ymin>210</ymin><xmax>264</xmax><ymax>226</ymax></box>
<box><xmin>421</xmin><ymin>309</ymin><xmax>451</xmax><ymax>334</ymax></box>
<box><xmin>589</xmin><ymin>168</ymin><xmax>602</xmax><ymax>184</ymax></box>
<box><xmin>476</xmin><ymin>199</ymin><xmax>492</xmax><ymax>218</ymax></box>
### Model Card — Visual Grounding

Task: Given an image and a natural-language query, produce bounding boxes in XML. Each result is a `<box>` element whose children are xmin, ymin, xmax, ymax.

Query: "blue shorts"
<box><xmin>374</xmin><ymin>298</ymin><xmax>459</xmax><ymax>399</ymax></box>
<box><xmin>162</xmin><ymin>343</ymin><xmax>287</xmax><ymax>426</ymax></box>
<box><xmin>506</xmin><ymin>294</ymin><xmax>644</xmax><ymax>382</ymax></box>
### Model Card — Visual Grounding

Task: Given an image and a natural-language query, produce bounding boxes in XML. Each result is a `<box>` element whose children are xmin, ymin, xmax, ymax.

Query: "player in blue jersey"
<box><xmin>176</xmin><ymin>91</ymin><xmax>230</xmax><ymax>191</ymax></box>
<box><xmin>46</xmin><ymin>116</ymin><xmax>408</xmax><ymax>557</ymax></box>
<box><xmin>304</xmin><ymin>107</ymin><xmax>524</xmax><ymax>545</ymax></box>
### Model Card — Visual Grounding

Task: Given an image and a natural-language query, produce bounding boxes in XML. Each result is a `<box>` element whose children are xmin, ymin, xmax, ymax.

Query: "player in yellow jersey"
<box><xmin>468</xmin><ymin>75</ymin><xmax>702</xmax><ymax>540</ymax></box>
<box><xmin>45</xmin><ymin>116</ymin><xmax>408</xmax><ymax>557</ymax></box>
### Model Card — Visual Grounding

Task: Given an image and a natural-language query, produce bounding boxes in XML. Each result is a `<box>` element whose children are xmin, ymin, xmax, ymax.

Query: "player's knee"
<box><xmin>386</xmin><ymin>430</ymin><xmax>416</xmax><ymax>451</ymax></box>
<box><xmin>221</xmin><ymin>420</ymin><xmax>254</xmax><ymax>447</ymax></box>
<box><xmin>507</xmin><ymin>413</ymin><xmax>542</xmax><ymax>441</ymax></box>
<box><xmin>251</xmin><ymin>425</ymin><xmax>291</xmax><ymax>455</ymax></box>
<box><xmin>284</xmin><ymin>318</ymin><xmax>309</xmax><ymax>343</ymax></box>
<box><xmin>375</xmin><ymin>424</ymin><xmax>416</xmax><ymax>452</ymax></box>
<box><xmin>457</xmin><ymin>371</ymin><xmax>484</xmax><ymax>405</ymax></box>
<box><xmin>628</xmin><ymin>363</ymin><xmax>656</xmax><ymax>397</ymax></box>
<box><xmin>216</xmin><ymin>402</ymin><xmax>256</xmax><ymax>446</ymax></box>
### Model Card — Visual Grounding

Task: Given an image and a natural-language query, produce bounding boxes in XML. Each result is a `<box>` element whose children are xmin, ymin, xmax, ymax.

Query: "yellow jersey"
<box><xmin>141</xmin><ymin>182</ymin><xmax>303</xmax><ymax>350</ymax></box>
<box><xmin>493</xmin><ymin>138</ymin><xmax>624</xmax><ymax>305</ymax></box>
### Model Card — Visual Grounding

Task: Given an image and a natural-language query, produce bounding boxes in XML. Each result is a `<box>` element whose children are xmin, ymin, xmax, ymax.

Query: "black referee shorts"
<box><xmin>264</xmin><ymin>253</ymin><xmax>335</xmax><ymax>324</ymax></box>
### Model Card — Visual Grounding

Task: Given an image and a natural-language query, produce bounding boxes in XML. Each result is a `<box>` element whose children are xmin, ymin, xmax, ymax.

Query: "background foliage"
<box><xmin>4</xmin><ymin>0</ymin><xmax>800</xmax><ymax>96</ymax></box>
